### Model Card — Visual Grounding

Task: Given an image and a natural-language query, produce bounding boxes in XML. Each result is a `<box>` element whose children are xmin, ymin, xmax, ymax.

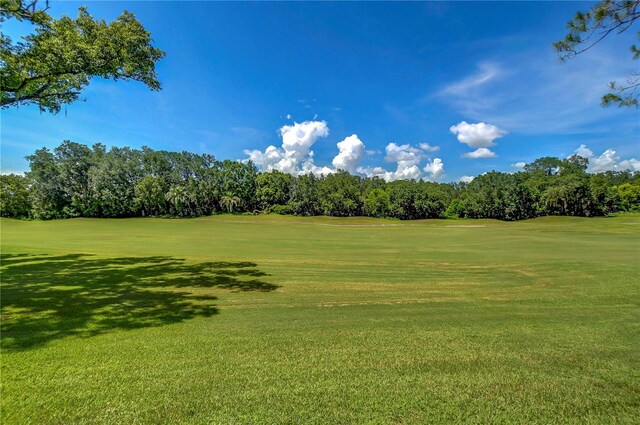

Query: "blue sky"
<box><xmin>2</xmin><ymin>1</ymin><xmax>638</xmax><ymax>181</ymax></box>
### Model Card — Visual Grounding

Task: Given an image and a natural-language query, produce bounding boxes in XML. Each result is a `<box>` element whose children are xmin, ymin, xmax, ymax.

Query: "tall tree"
<box><xmin>256</xmin><ymin>170</ymin><xmax>293</xmax><ymax>211</ymax></box>
<box><xmin>54</xmin><ymin>140</ymin><xmax>101</xmax><ymax>216</ymax></box>
<box><xmin>165</xmin><ymin>185</ymin><xmax>194</xmax><ymax>216</ymax></box>
<box><xmin>88</xmin><ymin>146</ymin><xmax>142</xmax><ymax>217</ymax></box>
<box><xmin>25</xmin><ymin>146</ymin><xmax>66</xmax><ymax>218</ymax></box>
<box><xmin>364</xmin><ymin>188</ymin><xmax>391</xmax><ymax>218</ymax></box>
<box><xmin>0</xmin><ymin>0</ymin><xmax>165</xmax><ymax>112</ymax></box>
<box><xmin>135</xmin><ymin>175</ymin><xmax>166</xmax><ymax>216</ymax></box>
<box><xmin>554</xmin><ymin>0</ymin><xmax>640</xmax><ymax>107</ymax></box>
<box><xmin>0</xmin><ymin>173</ymin><xmax>31</xmax><ymax>218</ymax></box>
<box><xmin>289</xmin><ymin>173</ymin><xmax>320</xmax><ymax>216</ymax></box>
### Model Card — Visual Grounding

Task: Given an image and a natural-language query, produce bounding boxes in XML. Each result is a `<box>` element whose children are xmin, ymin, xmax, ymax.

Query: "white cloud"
<box><xmin>459</xmin><ymin>175</ymin><xmax>475</xmax><ymax>183</ymax></box>
<box><xmin>332</xmin><ymin>134</ymin><xmax>366</xmax><ymax>173</ymax></box>
<box><xmin>286</xmin><ymin>114</ymin><xmax>291</xmax><ymax>120</ymax></box>
<box><xmin>384</xmin><ymin>142</ymin><xmax>423</xmax><ymax>166</ymax></box>
<box><xmin>619</xmin><ymin>159</ymin><xmax>640</xmax><ymax>172</ymax></box>
<box><xmin>246</xmin><ymin>124</ymin><xmax>451</xmax><ymax>182</ymax></box>
<box><xmin>450</xmin><ymin>121</ymin><xmax>507</xmax><ymax>148</ymax></box>
<box><xmin>511</xmin><ymin>162</ymin><xmax>527</xmax><ymax>169</ymax></box>
<box><xmin>450</xmin><ymin>121</ymin><xmax>506</xmax><ymax>159</ymax></box>
<box><xmin>423</xmin><ymin>158</ymin><xmax>445</xmax><ymax>180</ymax></box>
<box><xmin>280</xmin><ymin>121</ymin><xmax>329</xmax><ymax>160</ymax></box>
<box><xmin>358</xmin><ymin>142</ymin><xmax>425</xmax><ymax>181</ymax></box>
<box><xmin>463</xmin><ymin>148</ymin><xmax>497</xmax><ymax>159</ymax></box>
<box><xmin>440</xmin><ymin>62</ymin><xmax>501</xmax><ymax>96</ymax></box>
<box><xmin>419</xmin><ymin>143</ymin><xmax>440</xmax><ymax>152</ymax></box>
<box><xmin>300</xmin><ymin>158</ymin><xmax>335</xmax><ymax>176</ymax></box>
<box><xmin>0</xmin><ymin>170</ymin><xmax>25</xmax><ymax>176</ymax></box>
<box><xmin>573</xmin><ymin>144</ymin><xmax>640</xmax><ymax>173</ymax></box>
<box><xmin>575</xmin><ymin>144</ymin><xmax>594</xmax><ymax>158</ymax></box>
<box><xmin>244</xmin><ymin>120</ymin><xmax>329</xmax><ymax>175</ymax></box>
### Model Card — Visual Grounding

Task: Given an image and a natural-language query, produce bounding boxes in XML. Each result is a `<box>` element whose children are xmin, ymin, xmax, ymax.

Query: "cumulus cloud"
<box><xmin>280</xmin><ymin>121</ymin><xmax>329</xmax><ymax>160</ymax></box>
<box><xmin>332</xmin><ymin>134</ymin><xmax>366</xmax><ymax>173</ymax></box>
<box><xmin>511</xmin><ymin>162</ymin><xmax>527</xmax><ymax>169</ymax></box>
<box><xmin>419</xmin><ymin>142</ymin><xmax>440</xmax><ymax>152</ymax></box>
<box><xmin>286</xmin><ymin>114</ymin><xmax>292</xmax><ymax>120</ymax></box>
<box><xmin>244</xmin><ymin>120</ymin><xmax>329</xmax><ymax>175</ymax></box>
<box><xmin>573</xmin><ymin>144</ymin><xmax>640</xmax><ymax>173</ymax></box>
<box><xmin>463</xmin><ymin>147</ymin><xmax>497</xmax><ymax>159</ymax></box>
<box><xmin>450</xmin><ymin>121</ymin><xmax>507</xmax><ymax>158</ymax></box>
<box><xmin>358</xmin><ymin>142</ymin><xmax>440</xmax><ymax>182</ymax></box>
<box><xmin>384</xmin><ymin>142</ymin><xmax>423</xmax><ymax>166</ymax></box>
<box><xmin>575</xmin><ymin>144</ymin><xmax>593</xmax><ymax>158</ymax></box>
<box><xmin>246</xmin><ymin>122</ymin><xmax>448</xmax><ymax>181</ymax></box>
<box><xmin>450</xmin><ymin>121</ymin><xmax>507</xmax><ymax>148</ymax></box>
<box><xmin>459</xmin><ymin>175</ymin><xmax>475</xmax><ymax>183</ymax></box>
<box><xmin>300</xmin><ymin>158</ymin><xmax>334</xmax><ymax>176</ymax></box>
<box><xmin>423</xmin><ymin>158</ymin><xmax>445</xmax><ymax>180</ymax></box>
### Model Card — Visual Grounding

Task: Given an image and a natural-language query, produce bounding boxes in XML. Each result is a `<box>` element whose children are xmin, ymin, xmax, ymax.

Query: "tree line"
<box><xmin>1</xmin><ymin>141</ymin><xmax>639</xmax><ymax>220</ymax></box>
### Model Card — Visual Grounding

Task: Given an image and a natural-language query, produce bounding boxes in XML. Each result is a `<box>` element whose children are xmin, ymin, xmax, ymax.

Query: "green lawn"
<box><xmin>1</xmin><ymin>215</ymin><xmax>639</xmax><ymax>424</ymax></box>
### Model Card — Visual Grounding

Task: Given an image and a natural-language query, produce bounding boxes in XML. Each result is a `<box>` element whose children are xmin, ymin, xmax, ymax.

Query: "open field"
<box><xmin>1</xmin><ymin>215</ymin><xmax>639</xmax><ymax>424</ymax></box>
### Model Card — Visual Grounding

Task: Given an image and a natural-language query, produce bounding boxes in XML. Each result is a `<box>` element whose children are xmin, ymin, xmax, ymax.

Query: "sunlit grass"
<box><xmin>2</xmin><ymin>215</ymin><xmax>639</xmax><ymax>423</ymax></box>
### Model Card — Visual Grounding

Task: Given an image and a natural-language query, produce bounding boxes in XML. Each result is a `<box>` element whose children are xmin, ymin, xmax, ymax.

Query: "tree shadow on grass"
<box><xmin>0</xmin><ymin>253</ymin><xmax>279</xmax><ymax>351</ymax></box>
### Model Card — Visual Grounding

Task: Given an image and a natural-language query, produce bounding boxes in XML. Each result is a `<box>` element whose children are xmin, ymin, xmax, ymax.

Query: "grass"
<box><xmin>1</xmin><ymin>214</ymin><xmax>639</xmax><ymax>424</ymax></box>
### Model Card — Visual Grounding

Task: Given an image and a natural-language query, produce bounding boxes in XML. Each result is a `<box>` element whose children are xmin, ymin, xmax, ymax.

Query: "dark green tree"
<box><xmin>25</xmin><ymin>146</ymin><xmax>66</xmax><ymax>219</ymax></box>
<box><xmin>364</xmin><ymin>188</ymin><xmax>391</xmax><ymax>218</ymax></box>
<box><xmin>388</xmin><ymin>180</ymin><xmax>418</xmax><ymax>219</ymax></box>
<box><xmin>135</xmin><ymin>175</ymin><xmax>166</xmax><ymax>216</ymax></box>
<box><xmin>88</xmin><ymin>146</ymin><xmax>142</xmax><ymax>217</ymax></box>
<box><xmin>54</xmin><ymin>140</ymin><xmax>102</xmax><ymax>216</ymax></box>
<box><xmin>414</xmin><ymin>181</ymin><xmax>453</xmax><ymax>219</ymax></box>
<box><xmin>256</xmin><ymin>170</ymin><xmax>293</xmax><ymax>211</ymax></box>
<box><xmin>0</xmin><ymin>173</ymin><xmax>31</xmax><ymax>218</ymax></box>
<box><xmin>289</xmin><ymin>173</ymin><xmax>320</xmax><ymax>216</ymax></box>
<box><xmin>218</xmin><ymin>160</ymin><xmax>257</xmax><ymax>213</ymax></box>
<box><xmin>317</xmin><ymin>171</ymin><xmax>363</xmax><ymax>217</ymax></box>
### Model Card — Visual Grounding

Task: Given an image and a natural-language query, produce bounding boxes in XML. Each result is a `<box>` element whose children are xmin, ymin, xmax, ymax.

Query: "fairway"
<box><xmin>1</xmin><ymin>215</ymin><xmax>639</xmax><ymax>424</ymax></box>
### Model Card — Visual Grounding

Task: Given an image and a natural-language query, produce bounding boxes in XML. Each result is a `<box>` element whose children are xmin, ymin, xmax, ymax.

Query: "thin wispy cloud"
<box><xmin>439</xmin><ymin>62</ymin><xmax>501</xmax><ymax>96</ymax></box>
<box><xmin>436</xmin><ymin>44</ymin><xmax>637</xmax><ymax>136</ymax></box>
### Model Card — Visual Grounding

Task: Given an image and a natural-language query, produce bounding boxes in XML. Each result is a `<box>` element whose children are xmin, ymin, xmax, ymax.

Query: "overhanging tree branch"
<box><xmin>0</xmin><ymin>1</ymin><xmax>164</xmax><ymax>113</ymax></box>
<box><xmin>554</xmin><ymin>0</ymin><xmax>640</xmax><ymax>107</ymax></box>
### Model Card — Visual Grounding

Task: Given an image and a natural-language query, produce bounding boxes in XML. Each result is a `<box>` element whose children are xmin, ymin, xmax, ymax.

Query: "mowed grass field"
<box><xmin>1</xmin><ymin>215</ymin><xmax>639</xmax><ymax>424</ymax></box>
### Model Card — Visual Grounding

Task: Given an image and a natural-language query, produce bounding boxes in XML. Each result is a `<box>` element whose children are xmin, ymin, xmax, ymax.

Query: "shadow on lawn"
<box><xmin>0</xmin><ymin>253</ymin><xmax>278</xmax><ymax>351</ymax></box>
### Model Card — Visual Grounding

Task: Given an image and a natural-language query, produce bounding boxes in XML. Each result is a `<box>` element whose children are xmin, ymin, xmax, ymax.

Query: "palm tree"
<box><xmin>220</xmin><ymin>194</ymin><xmax>241</xmax><ymax>213</ymax></box>
<box><xmin>166</xmin><ymin>185</ymin><xmax>192</xmax><ymax>216</ymax></box>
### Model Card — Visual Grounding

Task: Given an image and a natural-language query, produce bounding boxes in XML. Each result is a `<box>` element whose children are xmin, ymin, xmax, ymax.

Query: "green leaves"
<box><xmin>1</xmin><ymin>1</ymin><xmax>165</xmax><ymax>112</ymax></box>
<box><xmin>553</xmin><ymin>0</ymin><xmax>639</xmax><ymax>108</ymax></box>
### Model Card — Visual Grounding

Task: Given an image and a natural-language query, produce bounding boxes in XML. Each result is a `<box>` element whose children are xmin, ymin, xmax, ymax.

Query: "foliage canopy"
<box><xmin>2</xmin><ymin>140</ymin><xmax>639</xmax><ymax>220</ymax></box>
<box><xmin>0</xmin><ymin>0</ymin><xmax>165</xmax><ymax>112</ymax></box>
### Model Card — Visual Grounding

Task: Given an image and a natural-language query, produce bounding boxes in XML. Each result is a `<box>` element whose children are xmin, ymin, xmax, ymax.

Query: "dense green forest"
<box><xmin>1</xmin><ymin>141</ymin><xmax>639</xmax><ymax>220</ymax></box>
